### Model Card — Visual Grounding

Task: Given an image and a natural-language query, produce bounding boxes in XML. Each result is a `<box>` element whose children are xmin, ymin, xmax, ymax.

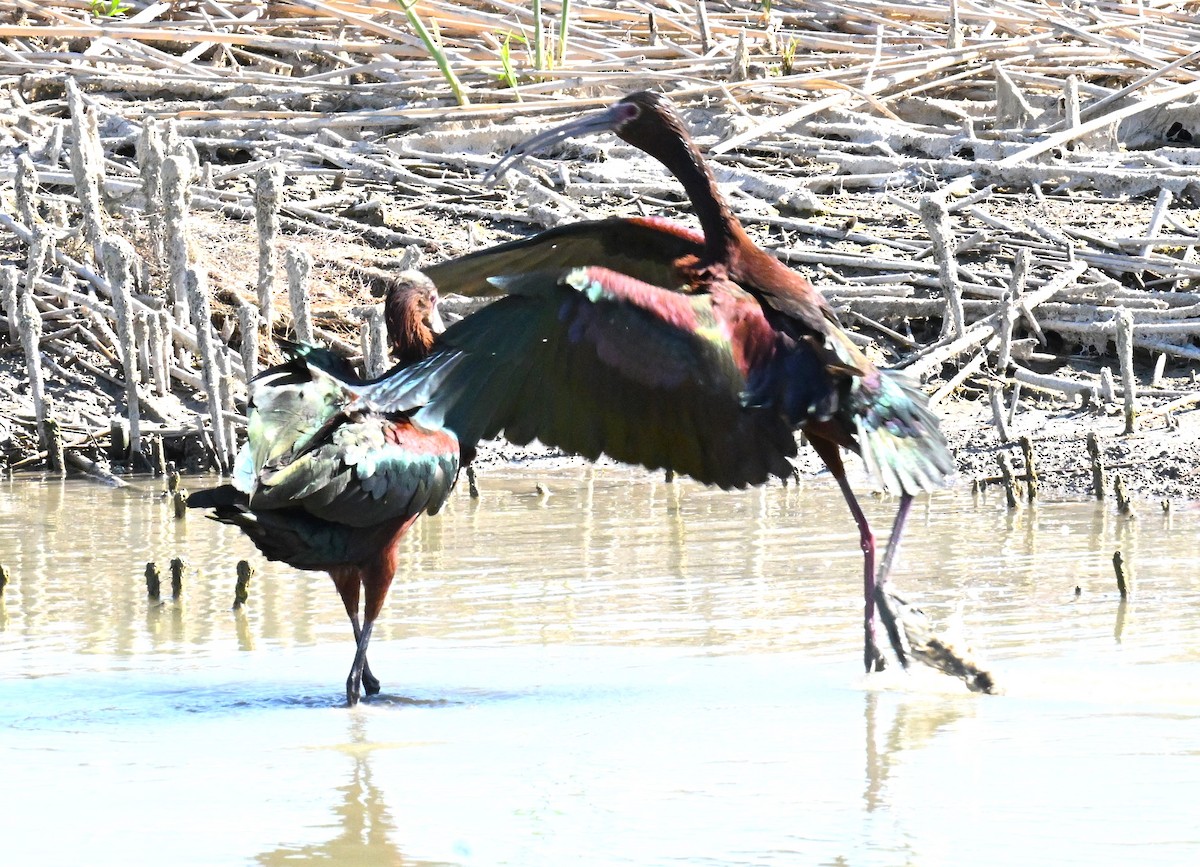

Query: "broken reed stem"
<box><xmin>238</xmin><ymin>300</ymin><xmax>260</xmax><ymax>380</ymax></box>
<box><xmin>1151</xmin><ymin>352</ymin><xmax>1167</xmax><ymax>387</ymax></box>
<box><xmin>1007</xmin><ymin>380</ymin><xmax>1021</xmax><ymax>427</ymax></box>
<box><xmin>1019</xmin><ymin>435</ymin><xmax>1037</xmax><ymax>500</ymax></box>
<box><xmin>255</xmin><ymin>164</ymin><xmax>282</xmax><ymax>341</ymax></box>
<box><xmin>216</xmin><ymin>348</ymin><xmax>237</xmax><ymax>462</ymax></box>
<box><xmin>998</xmin><ymin>248</ymin><xmax>1030</xmax><ymax>373</ymax></box>
<box><xmin>285</xmin><ymin>247</ymin><xmax>313</xmax><ymax>344</ymax></box>
<box><xmin>997</xmin><ymin>451</ymin><xmax>1020</xmax><ymax>508</ymax></box>
<box><xmin>1116</xmin><ymin>307</ymin><xmax>1137</xmax><ymax>434</ymax></box>
<box><xmin>66</xmin><ymin>78</ymin><xmax>104</xmax><ymax>258</ymax></box>
<box><xmin>695</xmin><ymin>0</ymin><xmax>711</xmax><ymax>54</ymax></box>
<box><xmin>918</xmin><ymin>193</ymin><xmax>965</xmax><ymax>339</ymax></box>
<box><xmin>17</xmin><ymin>292</ymin><xmax>48</xmax><ymax>449</ymax></box>
<box><xmin>1112</xmin><ymin>550</ymin><xmax>1130</xmax><ymax>599</ymax></box>
<box><xmin>162</xmin><ymin>153</ymin><xmax>194</xmax><ymax>332</ymax></box>
<box><xmin>15</xmin><ymin>153</ymin><xmax>39</xmax><ymax>229</ymax></box>
<box><xmin>1099</xmin><ymin>367</ymin><xmax>1116</xmax><ymax>403</ymax></box>
<box><xmin>0</xmin><ymin>266</ymin><xmax>19</xmax><ymax>344</ymax></box>
<box><xmin>357</xmin><ymin>305</ymin><xmax>389</xmax><ymax>378</ymax></box>
<box><xmin>989</xmin><ymin>385</ymin><xmax>1010</xmax><ymax>442</ymax></box>
<box><xmin>99</xmin><ymin>237</ymin><xmax>143</xmax><ymax>463</ymax></box>
<box><xmin>1087</xmin><ymin>432</ymin><xmax>1106</xmax><ymax>499</ymax></box>
<box><xmin>184</xmin><ymin>267</ymin><xmax>231</xmax><ymax>469</ymax></box>
<box><xmin>731</xmin><ymin>29</ymin><xmax>749</xmax><ymax>81</ymax></box>
<box><xmin>149</xmin><ymin>435</ymin><xmax>166</xmax><ymax>476</ymax></box>
<box><xmin>138</xmin><ymin>116</ymin><xmax>166</xmax><ymax>259</ymax></box>
<box><xmin>43</xmin><ymin>417</ymin><xmax>64</xmax><ymax>476</ymax></box>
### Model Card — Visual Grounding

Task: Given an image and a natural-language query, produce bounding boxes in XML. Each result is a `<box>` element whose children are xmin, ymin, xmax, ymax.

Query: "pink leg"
<box><xmin>346</xmin><ymin>620</ymin><xmax>374</xmax><ymax>707</ymax></box>
<box><xmin>872</xmin><ymin>494</ymin><xmax>915</xmax><ymax>669</ymax></box>
<box><xmin>830</xmin><ymin>473</ymin><xmax>886</xmax><ymax>672</ymax></box>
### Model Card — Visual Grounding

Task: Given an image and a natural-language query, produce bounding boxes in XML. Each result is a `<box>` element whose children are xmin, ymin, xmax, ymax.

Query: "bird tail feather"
<box><xmin>850</xmin><ymin>370</ymin><xmax>955</xmax><ymax>495</ymax></box>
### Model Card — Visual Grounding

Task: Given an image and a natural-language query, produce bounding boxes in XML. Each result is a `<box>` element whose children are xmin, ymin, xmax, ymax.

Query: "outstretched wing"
<box><xmin>424</xmin><ymin>217</ymin><xmax>706</xmax><ymax>297</ymax></box>
<box><xmin>370</xmin><ymin>266</ymin><xmax>798</xmax><ymax>489</ymax></box>
<box><xmin>239</xmin><ymin>350</ymin><xmax>459</xmax><ymax>527</ymax></box>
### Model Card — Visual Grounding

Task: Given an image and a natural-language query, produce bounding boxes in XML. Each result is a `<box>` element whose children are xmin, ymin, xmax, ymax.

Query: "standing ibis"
<box><xmin>188</xmin><ymin>272</ymin><xmax>460</xmax><ymax>705</ymax></box>
<box><xmin>394</xmin><ymin>91</ymin><xmax>957</xmax><ymax>671</ymax></box>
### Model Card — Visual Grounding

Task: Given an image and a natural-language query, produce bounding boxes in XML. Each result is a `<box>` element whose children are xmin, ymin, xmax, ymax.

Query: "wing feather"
<box><xmin>424</xmin><ymin>217</ymin><xmax>705</xmax><ymax>297</ymax></box>
<box><xmin>403</xmin><ymin>266</ymin><xmax>798</xmax><ymax>489</ymax></box>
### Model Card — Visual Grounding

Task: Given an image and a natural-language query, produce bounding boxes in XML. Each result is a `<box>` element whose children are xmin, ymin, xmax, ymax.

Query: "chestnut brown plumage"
<box><xmin>188</xmin><ymin>273</ymin><xmax>457</xmax><ymax>705</ymax></box>
<box><xmin>401</xmin><ymin>92</ymin><xmax>955</xmax><ymax>671</ymax></box>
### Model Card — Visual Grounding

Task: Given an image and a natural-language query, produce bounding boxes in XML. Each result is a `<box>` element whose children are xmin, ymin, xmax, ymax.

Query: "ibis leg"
<box><xmin>872</xmin><ymin>494</ymin><xmax>915</xmax><ymax>669</ymax></box>
<box><xmin>830</xmin><ymin>472</ymin><xmax>887</xmax><ymax>673</ymax></box>
<box><xmin>346</xmin><ymin>620</ymin><xmax>375</xmax><ymax>707</ymax></box>
<box><xmin>349</xmin><ymin>614</ymin><xmax>382</xmax><ymax>695</ymax></box>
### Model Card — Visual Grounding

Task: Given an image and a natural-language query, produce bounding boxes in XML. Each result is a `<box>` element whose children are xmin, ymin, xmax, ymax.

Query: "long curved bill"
<box><xmin>429</xmin><ymin>301</ymin><xmax>446</xmax><ymax>336</ymax></box>
<box><xmin>483</xmin><ymin>102</ymin><xmax>633</xmax><ymax>185</ymax></box>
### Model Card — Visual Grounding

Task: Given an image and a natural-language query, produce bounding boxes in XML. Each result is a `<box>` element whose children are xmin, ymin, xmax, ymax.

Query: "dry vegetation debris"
<box><xmin>3</xmin><ymin>0</ymin><xmax>1200</xmax><ymax>496</ymax></box>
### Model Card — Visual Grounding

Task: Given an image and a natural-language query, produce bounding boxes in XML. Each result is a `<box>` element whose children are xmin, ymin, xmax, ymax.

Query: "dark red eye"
<box><xmin>615</xmin><ymin>103</ymin><xmax>640</xmax><ymax>125</ymax></box>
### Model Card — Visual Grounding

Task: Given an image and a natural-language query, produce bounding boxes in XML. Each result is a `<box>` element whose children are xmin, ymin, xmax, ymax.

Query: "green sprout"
<box><xmin>89</xmin><ymin>0</ymin><xmax>133</xmax><ymax>18</ymax></box>
<box><xmin>558</xmin><ymin>0</ymin><xmax>571</xmax><ymax>64</ymax></box>
<box><xmin>533</xmin><ymin>0</ymin><xmax>546</xmax><ymax>72</ymax></box>
<box><xmin>498</xmin><ymin>31</ymin><xmax>527</xmax><ymax>100</ymax></box>
<box><xmin>396</xmin><ymin>0</ymin><xmax>470</xmax><ymax>106</ymax></box>
<box><xmin>781</xmin><ymin>37</ymin><xmax>798</xmax><ymax>76</ymax></box>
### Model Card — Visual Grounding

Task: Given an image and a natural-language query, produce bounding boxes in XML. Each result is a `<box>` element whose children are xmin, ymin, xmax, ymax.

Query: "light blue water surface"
<box><xmin>2</xmin><ymin>469</ymin><xmax>1198</xmax><ymax>866</ymax></box>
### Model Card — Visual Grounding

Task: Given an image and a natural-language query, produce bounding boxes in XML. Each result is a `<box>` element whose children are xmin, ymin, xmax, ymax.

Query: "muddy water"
<box><xmin>2</xmin><ymin>469</ymin><xmax>1199</xmax><ymax>866</ymax></box>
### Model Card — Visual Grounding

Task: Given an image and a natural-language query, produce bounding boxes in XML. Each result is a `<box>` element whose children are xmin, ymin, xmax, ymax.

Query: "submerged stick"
<box><xmin>170</xmin><ymin>557</ymin><xmax>185</xmax><ymax>598</ymax></box>
<box><xmin>145</xmin><ymin>562</ymin><xmax>161</xmax><ymax>601</ymax></box>
<box><xmin>233</xmin><ymin>560</ymin><xmax>254</xmax><ymax>609</ymax></box>
<box><xmin>876</xmin><ymin>586</ymin><xmax>998</xmax><ymax>694</ymax></box>
<box><xmin>1019</xmin><ymin>435</ymin><xmax>1038</xmax><ymax>500</ymax></box>
<box><xmin>1112</xmin><ymin>550</ymin><xmax>1130</xmax><ymax>599</ymax></box>
<box><xmin>997</xmin><ymin>452</ymin><xmax>1020</xmax><ymax>509</ymax></box>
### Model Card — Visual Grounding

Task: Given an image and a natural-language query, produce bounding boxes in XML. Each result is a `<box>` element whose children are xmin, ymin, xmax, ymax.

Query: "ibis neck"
<box><xmin>650</xmin><ymin>135</ymin><xmax>743</xmax><ymax>262</ymax></box>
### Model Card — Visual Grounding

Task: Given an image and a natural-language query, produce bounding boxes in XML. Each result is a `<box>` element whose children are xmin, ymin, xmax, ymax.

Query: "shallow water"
<box><xmin>2</xmin><ymin>469</ymin><xmax>1199</xmax><ymax>866</ymax></box>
